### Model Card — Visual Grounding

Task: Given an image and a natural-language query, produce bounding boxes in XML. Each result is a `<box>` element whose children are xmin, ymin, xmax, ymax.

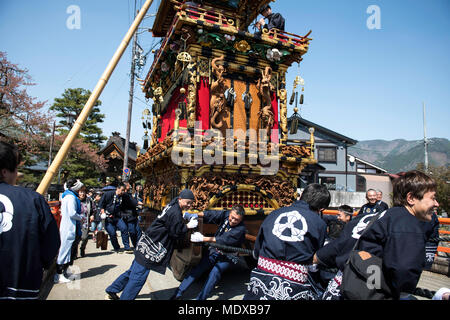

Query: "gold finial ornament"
<box><xmin>234</xmin><ymin>40</ymin><xmax>251</xmax><ymax>53</ymax></box>
<box><xmin>177</xmin><ymin>51</ymin><xmax>192</xmax><ymax>63</ymax></box>
<box><xmin>154</xmin><ymin>87</ymin><xmax>163</xmax><ymax>96</ymax></box>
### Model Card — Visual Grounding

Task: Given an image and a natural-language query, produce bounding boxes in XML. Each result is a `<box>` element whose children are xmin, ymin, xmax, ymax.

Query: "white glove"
<box><xmin>190</xmin><ymin>232</ymin><xmax>204</xmax><ymax>243</ymax></box>
<box><xmin>186</xmin><ymin>217</ymin><xmax>198</xmax><ymax>229</ymax></box>
<box><xmin>100</xmin><ymin>213</ymin><xmax>107</xmax><ymax>220</ymax></box>
<box><xmin>433</xmin><ymin>287</ymin><xmax>450</xmax><ymax>300</ymax></box>
<box><xmin>308</xmin><ymin>264</ymin><xmax>318</xmax><ymax>273</ymax></box>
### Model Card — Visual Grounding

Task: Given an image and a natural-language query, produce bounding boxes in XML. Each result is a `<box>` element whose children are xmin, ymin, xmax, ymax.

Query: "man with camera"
<box><xmin>98</xmin><ymin>182</ymin><xmax>134</xmax><ymax>253</ymax></box>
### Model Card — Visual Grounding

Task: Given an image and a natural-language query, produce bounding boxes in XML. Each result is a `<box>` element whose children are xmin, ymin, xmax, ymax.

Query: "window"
<box><xmin>356</xmin><ymin>175</ymin><xmax>366</xmax><ymax>192</ymax></box>
<box><xmin>318</xmin><ymin>146</ymin><xmax>337</xmax><ymax>163</ymax></box>
<box><xmin>357</xmin><ymin>163</ymin><xmax>379</xmax><ymax>174</ymax></box>
<box><xmin>319</xmin><ymin>176</ymin><xmax>336</xmax><ymax>190</ymax></box>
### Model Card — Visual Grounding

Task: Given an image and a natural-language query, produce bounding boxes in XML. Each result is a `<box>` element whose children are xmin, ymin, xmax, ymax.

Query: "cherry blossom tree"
<box><xmin>0</xmin><ymin>51</ymin><xmax>51</xmax><ymax>158</ymax></box>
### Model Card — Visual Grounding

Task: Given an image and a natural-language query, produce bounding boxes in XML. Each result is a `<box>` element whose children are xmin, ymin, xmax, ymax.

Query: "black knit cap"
<box><xmin>179</xmin><ymin>189</ymin><xmax>195</xmax><ymax>200</ymax></box>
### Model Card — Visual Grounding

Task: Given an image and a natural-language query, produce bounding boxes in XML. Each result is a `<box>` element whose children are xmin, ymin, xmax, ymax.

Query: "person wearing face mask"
<box><xmin>105</xmin><ymin>189</ymin><xmax>198</xmax><ymax>300</ymax></box>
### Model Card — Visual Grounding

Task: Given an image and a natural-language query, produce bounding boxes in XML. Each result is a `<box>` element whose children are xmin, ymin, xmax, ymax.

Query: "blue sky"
<box><xmin>1</xmin><ymin>0</ymin><xmax>449</xmax><ymax>147</ymax></box>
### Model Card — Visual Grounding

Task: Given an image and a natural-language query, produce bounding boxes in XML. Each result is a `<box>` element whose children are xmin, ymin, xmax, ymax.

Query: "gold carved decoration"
<box><xmin>177</xmin><ymin>51</ymin><xmax>192</xmax><ymax>63</ymax></box>
<box><xmin>234</xmin><ymin>40</ymin><xmax>251</xmax><ymax>53</ymax></box>
<box><xmin>187</xmin><ymin>61</ymin><xmax>197</xmax><ymax>128</ymax></box>
<box><xmin>188</xmin><ymin>172</ymin><xmax>296</xmax><ymax>211</ymax></box>
<box><xmin>210</xmin><ymin>55</ymin><xmax>229</xmax><ymax>129</ymax></box>
<box><xmin>279</xmin><ymin>88</ymin><xmax>288</xmax><ymax>141</ymax></box>
<box><xmin>197</xmin><ymin>57</ymin><xmax>210</xmax><ymax>79</ymax></box>
<box><xmin>257</xmin><ymin>66</ymin><xmax>275</xmax><ymax>138</ymax></box>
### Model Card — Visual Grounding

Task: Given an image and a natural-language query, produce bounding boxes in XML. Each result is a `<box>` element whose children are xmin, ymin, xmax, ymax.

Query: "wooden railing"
<box><xmin>262</xmin><ymin>28</ymin><xmax>312</xmax><ymax>48</ymax></box>
<box><xmin>181</xmin><ymin>4</ymin><xmax>237</xmax><ymax>30</ymax></box>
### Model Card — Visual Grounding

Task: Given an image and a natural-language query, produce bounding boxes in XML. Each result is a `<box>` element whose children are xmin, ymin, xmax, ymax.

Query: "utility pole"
<box><xmin>48</xmin><ymin>121</ymin><xmax>56</xmax><ymax>169</ymax></box>
<box><xmin>123</xmin><ymin>0</ymin><xmax>138</xmax><ymax>182</ymax></box>
<box><xmin>423</xmin><ymin>102</ymin><xmax>429</xmax><ymax>173</ymax></box>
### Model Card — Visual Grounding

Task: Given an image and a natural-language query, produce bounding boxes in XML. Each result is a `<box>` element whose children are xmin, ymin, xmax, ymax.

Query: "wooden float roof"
<box><xmin>152</xmin><ymin>0</ymin><xmax>274</xmax><ymax>37</ymax></box>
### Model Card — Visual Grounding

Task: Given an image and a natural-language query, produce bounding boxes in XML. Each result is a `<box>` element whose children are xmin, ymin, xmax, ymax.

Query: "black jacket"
<box><xmin>98</xmin><ymin>190</ymin><xmax>122</xmax><ymax>220</ymax></box>
<box><xmin>358</xmin><ymin>206</ymin><xmax>436</xmax><ymax>298</ymax></box>
<box><xmin>134</xmin><ymin>197</ymin><xmax>188</xmax><ymax>273</ymax></box>
<box><xmin>0</xmin><ymin>182</ymin><xmax>60</xmax><ymax>299</ymax></box>
<box><xmin>377</xmin><ymin>200</ymin><xmax>389</xmax><ymax>212</ymax></box>
<box><xmin>253</xmin><ymin>200</ymin><xmax>327</xmax><ymax>264</ymax></box>
<box><xmin>321</xmin><ymin>214</ymin><xmax>346</xmax><ymax>240</ymax></box>
<box><xmin>264</xmin><ymin>13</ymin><xmax>285</xmax><ymax>31</ymax></box>
<box><xmin>316</xmin><ymin>211</ymin><xmax>385</xmax><ymax>271</ymax></box>
<box><xmin>356</xmin><ymin>202</ymin><xmax>386</xmax><ymax>218</ymax></box>
<box><xmin>203</xmin><ymin>210</ymin><xmax>246</xmax><ymax>258</ymax></box>
<box><xmin>120</xmin><ymin>193</ymin><xmax>139</xmax><ymax>221</ymax></box>
<box><xmin>98</xmin><ymin>191</ymin><xmax>138</xmax><ymax>222</ymax></box>
<box><xmin>317</xmin><ymin>207</ymin><xmax>439</xmax><ymax>275</ymax></box>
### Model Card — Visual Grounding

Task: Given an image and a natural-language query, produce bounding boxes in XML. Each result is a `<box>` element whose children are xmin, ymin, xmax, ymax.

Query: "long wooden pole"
<box><xmin>37</xmin><ymin>0</ymin><xmax>154</xmax><ymax>195</ymax></box>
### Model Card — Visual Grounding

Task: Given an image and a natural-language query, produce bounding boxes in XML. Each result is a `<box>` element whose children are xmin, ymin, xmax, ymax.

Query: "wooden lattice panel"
<box><xmin>214</xmin><ymin>191</ymin><xmax>271</xmax><ymax>210</ymax></box>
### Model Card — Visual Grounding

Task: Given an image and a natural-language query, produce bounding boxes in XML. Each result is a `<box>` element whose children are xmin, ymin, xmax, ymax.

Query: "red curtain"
<box><xmin>196</xmin><ymin>77</ymin><xmax>210</xmax><ymax>132</ymax></box>
<box><xmin>270</xmin><ymin>92</ymin><xmax>279</xmax><ymax>143</ymax></box>
<box><xmin>159</xmin><ymin>86</ymin><xmax>188</xmax><ymax>142</ymax></box>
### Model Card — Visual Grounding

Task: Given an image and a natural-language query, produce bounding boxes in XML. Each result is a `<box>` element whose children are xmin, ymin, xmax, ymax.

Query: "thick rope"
<box><xmin>413</xmin><ymin>287</ymin><xmax>436</xmax><ymax>299</ymax></box>
<box><xmin>203</xmin><ymin>242</ymin><xmax>253</xmax><ymax>255</ymax></box>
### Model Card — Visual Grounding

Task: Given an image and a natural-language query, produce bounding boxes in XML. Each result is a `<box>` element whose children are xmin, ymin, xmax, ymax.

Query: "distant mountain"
<box><xmin>348</xmin><ymin>138</ymin><xmax>450</xmax><ymax>173</ymax></box>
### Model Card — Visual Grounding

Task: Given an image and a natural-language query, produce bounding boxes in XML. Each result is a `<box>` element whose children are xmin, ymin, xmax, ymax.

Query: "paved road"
<box><xmin>43</xmin><ymin>236</ymin><xmax>251</xmax><ymax>300</ymax></box>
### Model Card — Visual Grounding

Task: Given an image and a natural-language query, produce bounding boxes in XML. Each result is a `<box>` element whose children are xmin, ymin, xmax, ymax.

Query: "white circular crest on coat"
<box><xmin>351</xmin><ymin>213</ymin><xmax>377</xmax><ymax>240</ymax></box>
<box><xmin>0</xmin><ymin>194</ymin><xmax>14</xmax><ymax>234</ymax></box>
<box><xmin>272</xmin><ymin>210</ymin><xmax>308</xmax><ymax>242</ymax></box>
<box><xmin>351</xmin><ymin>210</ymin><xmax>387</xmax><ymax>240</ymax></box>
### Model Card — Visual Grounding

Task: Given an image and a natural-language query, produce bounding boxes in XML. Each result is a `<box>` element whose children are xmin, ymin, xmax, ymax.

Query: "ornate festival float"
<box><xmin>135</xmin><ymin>0</ymin><xmax>315</xmax><ymax>279</ymax></box>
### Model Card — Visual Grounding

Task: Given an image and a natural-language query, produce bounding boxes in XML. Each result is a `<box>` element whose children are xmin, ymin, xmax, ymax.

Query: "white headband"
<box><xmin>64</xmin><ymin>179</ymin><xmax>84</xmax><ymax>192</ymax></box>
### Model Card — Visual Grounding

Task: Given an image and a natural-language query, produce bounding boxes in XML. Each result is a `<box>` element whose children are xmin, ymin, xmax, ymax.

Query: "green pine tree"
<box><xmin>50</xmin><ymin>88</ymin><xmax>107</xmax><ymax>147</ymax></box>
<box><xmin>49</xmin><ymin>88</ymin><xmax>108</xmax><ymax>187</ymax></box>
